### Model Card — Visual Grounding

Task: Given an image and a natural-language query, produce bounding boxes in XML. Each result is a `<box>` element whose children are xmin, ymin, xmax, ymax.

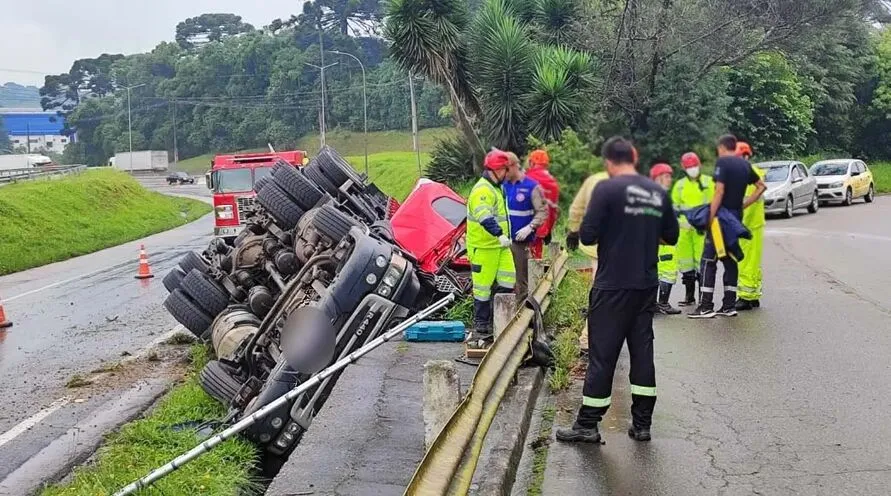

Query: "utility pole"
<box><xmin>329</xmin><ymin>50</ymin><xmax>368</xmax><ymax>176</ymax></box>
<box><xmin>408</xmin><ymin>75</ymin><xmax>421</xmax><ymax>174</ymax></box>
<box><xmin>124</xmin><ymin>83</ymin><xmax>146</xmax><ymax>172</ymax></box>
<box><xmin>172</xmin><ymin>97</ymin><xmax>179</xmax><ymax>168</ymax></box>
<box><xmin>305</xmin><ymin>61</ymin><xmax>338</xmax><ymax>149</ymax></box>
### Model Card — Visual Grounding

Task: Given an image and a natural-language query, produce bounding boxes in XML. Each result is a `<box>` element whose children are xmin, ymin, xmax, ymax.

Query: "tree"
<box><xmin>40</xmin><ymin>54</ymin><xmax>124</xmax><ymax>115</ymax></box>
<box><xmin>726</xmin><ymin>52</ymin><xmax>814</xmax><ymax>158</ymax></box>
<box><xmin>175</xmin><ymin>14</ymin><xmax>255</xmax><ymax>50</ymax></box>
<box><xmin>385</xmin><ymin>0</ymin><xmax>595</xmax><ymax>172</ymax></box>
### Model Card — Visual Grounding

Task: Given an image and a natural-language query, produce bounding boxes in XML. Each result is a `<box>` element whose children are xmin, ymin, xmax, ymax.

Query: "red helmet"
<box><xmin>649</xmin><ymin>163</ymin><xmax>673</xmax><ymax>180</ymax></box>
<box><xmin>681</xmin><ymin>152</ymin><xmax>701</xmax><ymax>169</ymax></box>
<box><xmin>736</xmin><ymin>142</ymin><xmax>753</xmax><ymax>158</ymax></box>
<box><xmin>484</xmin><ymin>150</ymin><xmax>511</xmax><ymax>171</ymax></box>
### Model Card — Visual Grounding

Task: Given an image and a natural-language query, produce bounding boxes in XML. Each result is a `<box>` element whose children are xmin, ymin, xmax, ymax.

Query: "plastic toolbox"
<box><xmin>403</xmin><ymin>320</ymin><xmax>466</xmax><ymax>342</ymax></box>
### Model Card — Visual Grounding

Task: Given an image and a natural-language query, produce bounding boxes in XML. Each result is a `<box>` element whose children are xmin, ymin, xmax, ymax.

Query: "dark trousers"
<box><xmin>699</xmin><ymin>236</ymin><xmax>738</xmax><ymax>310</ymax></box>
<box><xmin>576</xmin><ymin>287</ymin><xmax>658</xmax><ymax>430</ymax></box>
<box><xmin>510</xmin><ymin>242</ymin><xmax>530</xmax><ymax>303</ymax></box>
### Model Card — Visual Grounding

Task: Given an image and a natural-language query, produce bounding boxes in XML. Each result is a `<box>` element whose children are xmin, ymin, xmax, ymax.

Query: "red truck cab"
<box><xmin>206</xmin><ymin>150</ymin><xmax>307</xmax><ymax>239</ymax></box>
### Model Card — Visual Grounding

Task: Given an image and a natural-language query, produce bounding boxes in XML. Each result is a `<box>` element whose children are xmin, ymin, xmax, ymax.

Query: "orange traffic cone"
<box><xmin>0</xmin><ymin>295</ymin><xmax>12</xmax><ymax>329</ymax></box>
<box><xmin>135</xmin><ymin>244</ymin><xmax>155</xmax><ymax>280</ymax></box>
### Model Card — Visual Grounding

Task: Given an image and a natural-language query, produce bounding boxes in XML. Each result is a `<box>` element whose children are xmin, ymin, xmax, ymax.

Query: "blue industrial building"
<box><xmin>0</xmin><ymin>109</ymin><xmax>72</xmax><ymax>152</ymax></box>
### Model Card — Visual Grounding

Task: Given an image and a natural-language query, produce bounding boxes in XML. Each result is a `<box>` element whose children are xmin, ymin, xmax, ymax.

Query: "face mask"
<box><xmin>685</xmin><ymin>166</ymin><xmax>701</xmax><ymax>179</ymax></box>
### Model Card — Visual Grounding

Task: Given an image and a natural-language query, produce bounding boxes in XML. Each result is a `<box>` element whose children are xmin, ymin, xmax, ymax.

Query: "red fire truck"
<box><xmin>205</xmin><ymin>150</ymin><xmax>308</xmax><ymax>239</ymax></box>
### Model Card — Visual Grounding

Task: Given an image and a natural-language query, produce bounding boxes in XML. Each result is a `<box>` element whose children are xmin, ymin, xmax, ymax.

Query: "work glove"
<box><xmin>498</xmin><ymin>235</ymin><xmax>512</xmax><ymax>248</ymax></box>
<box><xmin>566</xmin><ymin>232</ymin><xmax>580</xmax><ymax>251</ymax></box>
<box><xmin>515</xmin><ymin>225</ymin><xmax>535</xmax><ymax>242</ymax></box>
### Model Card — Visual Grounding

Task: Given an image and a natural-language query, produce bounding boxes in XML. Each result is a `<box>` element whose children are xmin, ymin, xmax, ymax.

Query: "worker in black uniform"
<box><xmin>555</xmin><ymin>137</ymin><xmax>679</xmax><ymax>444</ymax></box>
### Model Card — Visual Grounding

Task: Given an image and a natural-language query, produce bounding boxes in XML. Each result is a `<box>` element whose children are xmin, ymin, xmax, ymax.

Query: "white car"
<box><xmin>810</xmin><ymin>159</ymin><xmax>876</xmax><ymax>206</ymax></box>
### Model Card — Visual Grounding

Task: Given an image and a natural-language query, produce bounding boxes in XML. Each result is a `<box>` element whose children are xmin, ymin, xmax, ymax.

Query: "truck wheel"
<box><xmin>304</xmin><ymin>163</ymin><xmax>340</xmax><ymax>196</ymax></box>
<box><xmin>199</xmin><ymin>360</ymin><xmax>244</xmax><ymax>405</ymax></box>
<box><xmin>164</xmin><ymin>289</ymin><xmax>213</xmax><ymax>339</ymax></box>
<box><xmin>257</xmin><ymin>182</ymin><xmax>305</xmax><ymax>230</ymax></box>
<box><xmin>163</xmin><ymin>268</ymin><xmax>185</xmax><ymax>293</ymax></box>
<box><xmin>316</xmin><ymin>147</ymin><xmax>364</xmax><ymax>187</ymax></box>
<box><xmin>311</xmin><ymin>204</ymin><xmax>361</xmax><ymax>242</ymax></box>
<box><xmin>272</xmin><ymin>164</ymin><xmax>325</xmax><ymax>210</ymax></box>
<box><xmin>181</xmin><ymin>269</ymin><xmax>230</xmax><ymax>316</ymax></box>
<box><xmin>180</xmin><ymin>251</ymin><xmax>209</xmax><ymax>274</ymax></box>
<box><xmin>255</xmin><ymin>176</ymin><xmax>271</xmax><ymax>193</ymax></box>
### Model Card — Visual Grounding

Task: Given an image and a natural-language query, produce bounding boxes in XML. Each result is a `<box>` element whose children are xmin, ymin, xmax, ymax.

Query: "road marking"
<box><xmin>0</xmin><ymin>396</ymin><xmax>71</xmax><ymax>448</ymax></box>
<box><xmin>766</xmin><ymin>227</ymin><xmax>891</xmax><ymax>243</ymax></box>
<box><xmin>5</xmin><ymin>265</ymin><xmax>124</xmax><ymax>303</ymax></box>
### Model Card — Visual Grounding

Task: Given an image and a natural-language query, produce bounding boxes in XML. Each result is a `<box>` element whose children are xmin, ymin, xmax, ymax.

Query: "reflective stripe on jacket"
<box><xmin>504</xmin><ymin>176</ymin><xmax>545</xmax><ymax>240</ymax></box>
<box><xmin>467</xmin><ymin>176</ymin><xmax>509</xmax><ymax>250</ymax></box>
<box><xmin>671</xmin><ymin>175</ymin><xmax>715</xmax><ymax>228</ymax></box>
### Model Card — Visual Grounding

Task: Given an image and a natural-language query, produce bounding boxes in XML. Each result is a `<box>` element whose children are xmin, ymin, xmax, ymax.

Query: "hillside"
<box><xmin>0</xmin><ymin>169</ymin><xmax>210</xmax><ymax>275</ymax></box>
<box><xmin>0</xmin><ymin>82</ymin><xmax>40</xmax><ymax>108</ymax></box>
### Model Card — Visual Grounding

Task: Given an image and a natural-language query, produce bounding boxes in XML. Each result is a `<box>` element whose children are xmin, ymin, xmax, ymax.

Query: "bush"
<box><xmin>427</xmin><ymin>136</ymin><xmax>477</xmax><ymax>185</ymax></box>
<box><xmin>528</xmin><ymin>129</ymin><xmax>602</xmax><ymax>215</ymax></box>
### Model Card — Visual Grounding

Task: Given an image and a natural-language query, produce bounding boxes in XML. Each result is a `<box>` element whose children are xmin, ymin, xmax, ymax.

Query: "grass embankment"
<box><xmin>346</xmin><ymin>151</ymin><xmax>431</xmax><ymax>201</ymax></box>
<box><xmin>173</xmin><ymin>127</ymin><xmax>454</xmax><ymax>176</ymax></box>
<box><xmin>543</xmin><ymin>270</ymin><xmax>590</xmax><ymax>391</ymax></box>
<box><xmin>0</xmin><ymin>169</ymin><xmax>210</xmax><ymax>276</ymax></box>
<box><xmin>41</xmin><ymin>345</ymin><xmax>259</xmax><ymax>496</ymax></box>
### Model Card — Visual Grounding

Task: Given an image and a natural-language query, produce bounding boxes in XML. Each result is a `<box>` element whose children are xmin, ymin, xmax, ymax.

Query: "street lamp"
<box><xmin>123</xmin><ymin>83</ymin><xmax>146</xmax><ymax>172</ymax></box>
<box><xmin>329</xmin><ymin>50</ymin><xmax>368</xmax><ymax>176</ymax></box>
<box><xmin>305</xmin><ymin>62</ymin><xmax>339</xmax><ymax>149</ymax></box>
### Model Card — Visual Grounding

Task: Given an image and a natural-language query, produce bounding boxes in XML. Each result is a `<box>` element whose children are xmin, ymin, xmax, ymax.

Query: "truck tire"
<box><xmin>181</xmin><ymin>269</ymin><xmax>229</xmax><ymax>316</ymax></box>
<box><xmin>254</xmin><ymin>176</ymin><xmax>271</xmax><ymax>193</ymax></box>
<box><xmin>199</xmin><ymin>360</ymin><xmax>244</xmax><ymax>405</ymax></box>
<box><xmin>180</xmin><ymin>251</ymin><xmax>209</xmax><ymax>274</ymax></box>
<box><xmin>317</xmin><ymin>147</ymin><xmax>364</xmax><ymax>186</ymax></box>
<box><xmin>164</xmin><ymin>289</ymin><xmax>213</xmax><ymax>339</ymax></box>
<box><xmin>272</xmin><ymin>164</ymin><xmax>324</xmax><ymax>210</ymax></box>
<box><xmin>257</xmin><ymin>183</ymin><xmax>305</xmax><ymax>230</ymax></box>
<box><xmin>163</xmin><ymin>268</ymin><xmax>185</xmax><ymax>293</ymax></box>
<box><xmin>304</xmin><ymin>163</ymin><xmax>339</xmax><ymax>196</ymax></box>
<box><xmin>311</xmin><ymin>204</ymin><xmax>361</xmax><ymax>242</ymax></box>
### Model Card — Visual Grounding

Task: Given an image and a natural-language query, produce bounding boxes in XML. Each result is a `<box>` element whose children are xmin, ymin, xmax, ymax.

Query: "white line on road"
<box><xmin>5</xmin><ymin>265</ymin><xmax>122</xmax><ymax>303</ymax></box>
<box><xmin>0</xmin><ymin>396</ymin><xmax>71</xmax><ymax>449</ymax></box>
<box><xmin>766</xmin><ymin>227</ymin><xmax>891</xmax><ymax>243</ymax></box>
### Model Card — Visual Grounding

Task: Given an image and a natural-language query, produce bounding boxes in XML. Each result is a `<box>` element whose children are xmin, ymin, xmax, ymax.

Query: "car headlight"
<box><xmin>829</xmin><ymin>181</ymin><xmax>844</xmax><ymax>189</ymax></box>
<box><xmin>215</xmin><ymin>204</ymin><xmax>235</xmax><ymax>220</ymax></box>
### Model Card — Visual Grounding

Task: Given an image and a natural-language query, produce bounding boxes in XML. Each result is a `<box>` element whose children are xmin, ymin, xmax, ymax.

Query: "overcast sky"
<box><xmin>0</xmin><ymin>0</ymin><xmax>301</xmax><ymax>86</ymax></box>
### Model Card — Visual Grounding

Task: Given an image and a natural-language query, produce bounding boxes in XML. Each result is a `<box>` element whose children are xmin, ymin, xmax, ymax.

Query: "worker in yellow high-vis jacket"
<box><xmin>671</xmin><ymin>152</ymin><xmax>715</xmax><ymax>307</ymax></box>
<box><xmin>735</xmin><ymin>142</ymin><xmax>765</xmax><ymax>311</ymax></box>
<box><xmin>567</xmin><ymin>171</ymin><xmax>610</xmax><ymax>271</ymax></box>
<box><xmin>466</xmin><ymin>149</ymin><xmax>516</xmax><ymax>335</ymax></box>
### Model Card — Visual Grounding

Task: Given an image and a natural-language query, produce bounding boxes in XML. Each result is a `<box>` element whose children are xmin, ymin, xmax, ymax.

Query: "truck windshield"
<box><xmin>254</xmin><ymin>167</ymin><xmax>273</xmax><ymax>183</ymax></box>
<box><xmin>214</xmin><ymin>169</ymin><xmax>253</xmax><ymax>193</ymax></box>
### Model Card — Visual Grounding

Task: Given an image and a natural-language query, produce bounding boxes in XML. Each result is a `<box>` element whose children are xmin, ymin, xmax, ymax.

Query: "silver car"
<box><xmin>757</xmin><ymin>161</ymin><xmax>819</xmax><ymax>218</ymax></box>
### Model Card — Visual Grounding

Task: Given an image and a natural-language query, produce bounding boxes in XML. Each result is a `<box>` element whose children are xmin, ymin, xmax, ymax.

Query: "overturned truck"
<box><xmin>162</xmin><ymin>147</ymin><xmax>470</xmax><ymax>459</ymax></box>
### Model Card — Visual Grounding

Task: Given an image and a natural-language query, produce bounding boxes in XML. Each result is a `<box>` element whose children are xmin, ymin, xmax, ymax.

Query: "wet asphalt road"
<box><xmin>543</xmin><ymin>197</ymin><xmax>891</xmax><ymax>495</ymax></box>
<box><xmin>0</xmin><ymin>177</ymin><xmax>211</xmax><ymax>481</ymax></box>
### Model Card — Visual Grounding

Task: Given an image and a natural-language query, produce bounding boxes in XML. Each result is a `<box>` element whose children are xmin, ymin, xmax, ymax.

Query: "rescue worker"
<box><xmin>735</xmin><ymin>142</ymin><xmax>765</xmax><ymax>311</ymax></box>
<box><xmin>503</xmin><ymin>152</ymin><xmax>548</xmax><ymax>302</ymax></box>
<box><xmin>466</xmin><ymin>149</ymin><xmax>517</xmax><ymax>335</ymax></box>
<box><xmin>650</xmin><ymin>163</ymin><xmax>681</xmax><ymax>315</ymax></box>
<box><xmin>525</xmin><ymin>149</ymin><xmax>561</xmax><ymax>260</ymax></box>
<box><xmin>671</xmin><ymin>152</ymin><xmax>715</xmax><ymax>306</ymax></box>
<box><xmin>556</xmin><ymin>137</ymin><xmax>679</xmax><ymax>444</ymax></box>
<box><xmin>689</xmin><ymin>135</ymin><xmax>766</xmax><ymax>318</ymax></box>
<box><xmin>566</xmin><ymin>167</ymin><xmax>609</xmax><ymax>354</ymax></box>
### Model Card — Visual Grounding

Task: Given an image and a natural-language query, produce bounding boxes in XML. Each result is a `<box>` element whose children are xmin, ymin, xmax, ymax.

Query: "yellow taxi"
<box><xmin>810</xmin><ymin>159</ymin><xmax>876</xmax><ymax>206</ymax></box>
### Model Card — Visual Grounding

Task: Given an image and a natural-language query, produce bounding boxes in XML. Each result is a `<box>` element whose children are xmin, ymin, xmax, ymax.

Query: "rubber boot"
<box><xmin>657</xmin><ymin>282</ymin><xmax>681</xmax><ymax>315</ymax></box>
<box><xmin>678</xmin><ymin>272</ymin><xmax>696</xmax><ymax>306</ymax></box>
<box><xmin>472</xmin><ymin>299</ymin><xmax>493</xmax><ymax>335</ymax></box>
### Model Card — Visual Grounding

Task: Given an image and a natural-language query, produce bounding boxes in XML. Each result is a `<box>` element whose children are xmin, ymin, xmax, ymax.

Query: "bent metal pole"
<box><xmin>114</xmin><ymin>293</ymin><xmax>455</xmax><ymax>496</ymax></box>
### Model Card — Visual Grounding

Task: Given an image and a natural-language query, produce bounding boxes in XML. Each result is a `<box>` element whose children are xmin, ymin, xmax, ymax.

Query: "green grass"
<box><xmin>41</xmin><ymin>345</ymin><xmax>259</xmax><ymax>496</ymax></box>
<box><xmin>544</xmin><ymin>270</ymin><xmax>590</xmax><ymax>392</ymax></box>
<box><xmin>346</xmin><ymin>151</ymin><xmax>431</xmax><ymax>201</ymax></box>
<box><xmin>0</xmin><ymin>169</ymin><xmax>211</xmax><ymax>275</ymax></box>
<box><xmin>172</xmin><ymin>127</ymin><xmax>455</xmax><ymax>176</ymax></box>
<box><xmin>527</xmin><ymin>405</ymin><xmax>556</xmax><ymax>496</ymax></box>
